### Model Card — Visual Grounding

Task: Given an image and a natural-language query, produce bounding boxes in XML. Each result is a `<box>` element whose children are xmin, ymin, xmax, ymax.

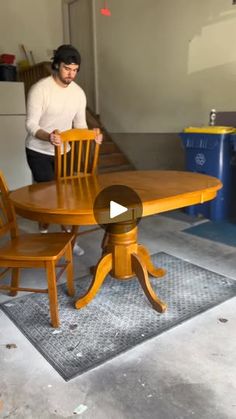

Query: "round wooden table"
<box><xmin>10</xmin><ymin>170</ymin><xmax>222</xmax><ymax>313</ymax></box>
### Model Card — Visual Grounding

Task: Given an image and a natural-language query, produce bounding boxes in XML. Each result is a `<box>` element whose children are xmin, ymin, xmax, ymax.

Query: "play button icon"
<box><xmin>110</xmin><ymin>200</ymin><xmax>128</xmax><ymax>219</ymax></box>
<box><xmin>93</xmin><ymin>184</ymin><xmax>143</xmax><ymax>233</ymax></box>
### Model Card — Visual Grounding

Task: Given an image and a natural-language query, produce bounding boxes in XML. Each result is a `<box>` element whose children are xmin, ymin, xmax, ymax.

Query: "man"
<box><xmin>25</xmin><ymin>44</ymin><xmax>102</xmax><ymax>255</ymax></box>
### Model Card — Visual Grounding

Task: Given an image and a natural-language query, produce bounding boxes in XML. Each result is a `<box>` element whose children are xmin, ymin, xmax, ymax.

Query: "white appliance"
<box><xmin>0</xmin><ymin>82</ymin><xmax>32</xmax><ymax>190</ymax></box>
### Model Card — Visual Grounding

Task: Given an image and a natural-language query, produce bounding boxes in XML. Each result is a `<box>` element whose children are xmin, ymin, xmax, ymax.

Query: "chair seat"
<box><xmin>0</xmin><ymin>233</ymin><xmax>74</xmax><ymax>261</ymax></box>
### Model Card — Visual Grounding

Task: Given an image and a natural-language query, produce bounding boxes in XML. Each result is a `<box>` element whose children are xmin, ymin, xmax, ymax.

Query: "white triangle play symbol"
<box><xmin>110</xmin><ymin>200</ymin><xmax>128</xmax><ymax>219</ymax></box>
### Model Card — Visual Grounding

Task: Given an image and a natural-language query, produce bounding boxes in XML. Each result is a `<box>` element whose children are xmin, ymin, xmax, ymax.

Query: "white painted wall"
<box><xmin>95</xmin><ymin>0</ymin><xmax>236</xmax><ymax>133</ymax></box>
<box><xmin>0</xmin><ymin>83</ymin><xmax>32</xmax><ymax>189</ymax></box>
<box><xmin>0</xmin><ymin>0</ymin><xmax>63</xmax><ymax>64</ymax></box>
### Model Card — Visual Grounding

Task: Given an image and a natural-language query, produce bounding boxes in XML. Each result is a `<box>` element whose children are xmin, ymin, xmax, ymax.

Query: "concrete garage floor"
<box><xmin>0</xmin><ymin>212</ymin><xmax>236</xmax><ymax>419</ymax></box>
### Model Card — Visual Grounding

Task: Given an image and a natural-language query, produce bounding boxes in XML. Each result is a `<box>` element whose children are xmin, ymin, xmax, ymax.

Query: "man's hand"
<box><xmin>93</xmin><ymin>128</ymin><xmax>103</xmax><ymax>145</ymax></box>
<box><xmin>49</xmin><ymin>130</ymin><xmax>61</xmax><ymax>146</ymax></box>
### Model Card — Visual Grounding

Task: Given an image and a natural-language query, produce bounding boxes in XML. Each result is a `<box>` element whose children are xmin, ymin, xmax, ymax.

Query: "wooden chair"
<box><xmin>0</xmin><ymin>171</ymin><xmax>75</xmax><ymax>328</ymax></box>
<box><xmin>55</xmin><ymin>128</ymin><xmax>100</xmax><ymax>179</ymax></box>
<box><xmin>55</xmin><ymin>128</ymin><xmax>101</xmax><ymax>238</ymax></box>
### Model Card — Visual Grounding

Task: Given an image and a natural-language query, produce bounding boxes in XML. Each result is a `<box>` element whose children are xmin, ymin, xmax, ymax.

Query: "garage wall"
<box><xmin>0</xmin><ymin>0</ymin><xmax>63</xmax><ymax>63</ymax></box>
<box><xmin>96</xmin><ymin>0</ymin><xmax>236</xmax><ymax>133</ymax></box>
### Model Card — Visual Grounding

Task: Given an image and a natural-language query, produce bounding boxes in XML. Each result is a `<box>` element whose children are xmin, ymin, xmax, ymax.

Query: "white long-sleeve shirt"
<box><xmin>25</xmin><ymin>76</ymin><xmax>87</xmax><ymax>155</ymax></box>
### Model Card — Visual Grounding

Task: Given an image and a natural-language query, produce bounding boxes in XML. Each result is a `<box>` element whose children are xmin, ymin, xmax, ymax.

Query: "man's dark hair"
<box><xmin>52</xmin><ymin>44</ymin><xmax>81</xmax><ymax>71</ymax></box>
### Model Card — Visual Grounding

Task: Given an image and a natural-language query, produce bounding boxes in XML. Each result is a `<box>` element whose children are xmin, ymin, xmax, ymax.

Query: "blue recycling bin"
<box><xmin>180</xmin><ymin>126</ymin><xmax>236</xmax><ymax>221</ymax></box>
<box><xmin>231</xmin><ymin>134</ymin><xmax>236</xmax><ymax>153</ymax></box>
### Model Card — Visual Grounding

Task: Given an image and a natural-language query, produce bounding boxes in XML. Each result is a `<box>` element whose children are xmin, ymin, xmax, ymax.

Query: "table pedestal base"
<box><xmin>75</xmin><ymin>222</ymin><xmax>167</xmax><ymax>312</ymax></box>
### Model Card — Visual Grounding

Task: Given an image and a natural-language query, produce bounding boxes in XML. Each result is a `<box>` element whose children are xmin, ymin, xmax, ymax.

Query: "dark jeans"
<box><xmin>26</xmin><ymin>148</ymin><xmax>55</xmax><ymax>182</ymax></box>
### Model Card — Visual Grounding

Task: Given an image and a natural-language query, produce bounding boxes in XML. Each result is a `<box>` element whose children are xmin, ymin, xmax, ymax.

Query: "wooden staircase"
<box><xmin>18</xmin><ymin>62</ymin><xmax>134</xmax><ymax>174</ymax></box>
<box><xmin>86</xmin><ymin>109</ymin><xmax>134</xmax><ymax>173</ymax></box>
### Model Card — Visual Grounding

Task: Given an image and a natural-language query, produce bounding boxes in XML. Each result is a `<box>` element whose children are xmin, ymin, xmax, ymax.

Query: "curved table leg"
<box><xmin>75</xmin><ymin>253</ymin><xmax>112</xmax><ymax>309</ymax></box>
<box><xmin>131</xmin><ymin>253</ymin><xmax>167</xmax><ymax>313</ymax></box>
<box><xmin>138</xmin><ymin>244</ymin><xmax>166</xmax><ymax>278</ymax></box>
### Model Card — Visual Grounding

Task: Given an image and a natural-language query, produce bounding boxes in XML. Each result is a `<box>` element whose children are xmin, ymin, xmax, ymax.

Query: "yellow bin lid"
<box><xmin>183</xmin><ymin>126</ymin><xmax>236</xmax><ymax>134</ymax></box>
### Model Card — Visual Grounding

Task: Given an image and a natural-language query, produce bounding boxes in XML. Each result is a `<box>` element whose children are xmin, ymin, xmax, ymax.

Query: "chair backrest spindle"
<box><xmin>77</xmin><ymin>141</ymin><xmax>83</xmax><ymax>174</ymax></box>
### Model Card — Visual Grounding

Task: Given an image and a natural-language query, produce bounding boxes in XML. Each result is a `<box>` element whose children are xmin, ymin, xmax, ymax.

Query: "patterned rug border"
<box><xmin>1</xmin><ymin>252</ymin><xmax>236</xmax><ymax>381</ymax></box>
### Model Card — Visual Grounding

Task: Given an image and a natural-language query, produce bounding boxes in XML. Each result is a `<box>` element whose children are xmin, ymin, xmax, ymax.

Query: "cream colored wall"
<box><xmin>96</xmin><ymin>0</ymin><xmax>236</xmax><ymax>133</ymax></box>
<box><xmin>0</xmin><ymin>0</ymin><xmax>63</xmax><ymax>64</ymax></box>
<box><xmin>113</xmin><ymin>133</ymin><xmax>185</xmax><ymax>171</ymax></box>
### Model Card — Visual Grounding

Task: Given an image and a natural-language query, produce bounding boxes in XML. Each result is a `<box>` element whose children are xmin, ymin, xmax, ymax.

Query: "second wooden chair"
<box><xmin>54</xmin><ymin>128</ymin><xmax>101</xmax><ymax>240</ymax></box>
<box><xmin>0</xmin><ymin>171</ymin><xmax>75</xmax><ymax>328</ymax></box>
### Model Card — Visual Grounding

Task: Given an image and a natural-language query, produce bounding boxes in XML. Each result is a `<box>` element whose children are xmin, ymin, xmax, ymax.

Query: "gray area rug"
<box><xmin>1</xmin><ymin>252</ymin><xmax>236</xmax><ymax>381</ymax></box>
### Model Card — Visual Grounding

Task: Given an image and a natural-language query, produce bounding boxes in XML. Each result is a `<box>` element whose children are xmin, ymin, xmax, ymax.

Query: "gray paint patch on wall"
<box><xmin>112</xmin><ymin>133</ymin><xmax>185</xmax><ymax>171</ymax></box>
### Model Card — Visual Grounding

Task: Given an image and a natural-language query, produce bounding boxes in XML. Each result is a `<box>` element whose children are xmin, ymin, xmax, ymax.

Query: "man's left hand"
<box><xmin>93</xmin><ymin>128</ymin><xmax>103</xmax><ymax>145</ymax></box>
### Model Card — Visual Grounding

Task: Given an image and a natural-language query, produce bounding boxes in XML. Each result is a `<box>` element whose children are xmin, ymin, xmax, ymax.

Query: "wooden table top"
<box><xmin>10</xmin><ymin>171</ymin><xmax>222</xmax><ymax>225</ymax></box>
